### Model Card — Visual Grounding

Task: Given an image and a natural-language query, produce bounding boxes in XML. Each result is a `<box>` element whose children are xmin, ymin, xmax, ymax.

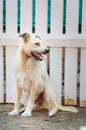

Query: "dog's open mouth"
<box><xmin>31</xmin><ymin>51</ymin><xmax>46</xmax><ymax>61</ymax></box>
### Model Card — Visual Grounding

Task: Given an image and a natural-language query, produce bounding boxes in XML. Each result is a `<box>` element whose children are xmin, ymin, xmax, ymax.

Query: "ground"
<box><xmin>0</xmin><ymin>104</ymin><xmax>86</xmax><ymax>130</ymax></box>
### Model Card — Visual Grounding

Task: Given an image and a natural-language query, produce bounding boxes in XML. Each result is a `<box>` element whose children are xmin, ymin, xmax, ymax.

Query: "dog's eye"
<box><xmin>35</xmin><ymin>43</ymin><xmax>40</xmax><ymax>46</ymax></box>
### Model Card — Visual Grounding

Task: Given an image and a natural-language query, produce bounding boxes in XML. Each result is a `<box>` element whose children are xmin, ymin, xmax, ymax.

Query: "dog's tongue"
<box><xmin>34</xmin><ymin>52</ymin><xmax>46</xmax><ymax>61</ymax></box>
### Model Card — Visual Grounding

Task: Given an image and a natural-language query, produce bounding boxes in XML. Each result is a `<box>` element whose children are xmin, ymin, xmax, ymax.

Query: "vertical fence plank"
<box><xmin>66</xmin><ymin>0</ymin><xmax>79</xmax><ymax>34</ymax></box>
<box><xmin>20</xmin><ymin>0</ymin><xmax>32</xmax><ymax>33</ymax></box>
<box><xmin>64</xmin><ymin>48</ymin><xmax>78</xmax><ymax>105</ymax></box>
<box><xmin>82</xmin><ymin>0</ymin><xmax>86</xmax><ymax>33</ymax></box>
<box><xmin>35</xmin><ymin>0</ymin><xmax>48</xmax><ymax>36</ymax></box>
<box><xmin>0</xmin><ymin>47</ymin><xmax>4</xmax><ymax>103</ymax></box>
<box><xmin>80</xmin><ymin>48</ymin><xmax>86</xmax><ymax>107</ymax></box>
<box><xmin>0</xmin><ymin>0</ymin><xmax>3</xmax><ymax>33</ymax></box>
<box><xmin>51</xmin><ymin>0</ymin><xmax>63</xmax><ymax>35</ymax></box>
<box><xmin>79</xmin><ymin>0</ymin><xmax>86</xmax><ymax>107</ymax></box>
<box><xmin>50</xmin><ymin>47</ymin><xmax>62</xmax><ymax>104</ymax></box>
<box><xmin>6</xmin><ymin>47</ymin><xmax>17</xmax><ymax>103</ymax></box>
<box><xmin>6</xmin><ymin>0</ymin><xmax>17</xmax><ymax>33</ymax></box>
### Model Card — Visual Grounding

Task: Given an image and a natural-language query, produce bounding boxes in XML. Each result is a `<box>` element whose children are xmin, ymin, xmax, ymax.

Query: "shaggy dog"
<box><xmin>8</xmin><ymin>33</ymin><xmax>78</xmax><ymax>117</ymax></box>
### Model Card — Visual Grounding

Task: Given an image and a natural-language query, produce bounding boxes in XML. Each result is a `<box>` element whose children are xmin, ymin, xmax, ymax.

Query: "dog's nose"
<box><xmin>45</xmin><ymin>48</ymin><xmax>49</xmax><ymax>53</ymax></box>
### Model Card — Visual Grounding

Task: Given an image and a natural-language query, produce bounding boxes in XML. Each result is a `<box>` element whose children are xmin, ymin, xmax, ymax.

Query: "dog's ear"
<box><xmin>19</xmin><ymin>33</ymin><xmax>31</xmax><ymax>43</ymax></box>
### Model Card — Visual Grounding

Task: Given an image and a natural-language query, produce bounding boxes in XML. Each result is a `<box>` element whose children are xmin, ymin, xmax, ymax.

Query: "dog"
<box><xmin>8</xmin><ymin>33</ymin><xmax>78</xmax><ymax>117</ymax></box>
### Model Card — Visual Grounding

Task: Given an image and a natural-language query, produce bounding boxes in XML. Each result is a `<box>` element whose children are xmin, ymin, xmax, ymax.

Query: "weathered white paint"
<box><xmin>6</xmin><ymin>0</ymin><xmax>17</xmax><ymax>33</ymax></box>
<box><xmin>80</xmin><ymin>48</ymin><xmax>86</xmax><ymax>107</ymax></box>
<box><xmin>20</xmin><ymin>0</ymin><xmax>32</xmax><ymax>33</ymax></box>
<box><xmin>0</xmin><ymin>47</ymin><xmax>4</xmax><ymax>103</ymax></box>
<box><xmin>50</xmin><ymin>47</ymin><xmax>62</xmax><ymax>104</ymax></box>
<box><xmin>35</xmin><ymin>0</ymin><xmax>48</xmax><ymax>36</ymax></box>
<box><xmin>0</xmin><ymin>38</ymin><xmax>86</xmax><ymax>47</ymax></box>
<box><xmin>66</xmin><ymin>0</ymin><xmax>79</xmax><ymax>34</ymax></box>
<box><xmin>0</xmin><ymin>0</ymin><xmax>3</xmax><ymax>33</ymax></box>
<box><xmin>6</xmin><ymin>47</ymin><xmax>17</xmax><ymax>103</ymax></box>
<box><xmin>64</xmin><ymin>48</ymin><xmax>78</xmax><ymax>105</ymax></box>
<box><xmin>82</xmin><ymin>0</ymin><xmax>86</xmax><ymax>33</ymax></box>
<box><xmin>51</xmin><ymin>0</ymin><xmax>63</xmax><ymax>35</ymax></box>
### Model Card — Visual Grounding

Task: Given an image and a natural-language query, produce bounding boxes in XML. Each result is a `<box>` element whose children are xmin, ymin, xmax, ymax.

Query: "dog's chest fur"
<box><xmin>15</xmin><ymin>57</ymin><xmax>46</xmax><ymax>92</ymax></box>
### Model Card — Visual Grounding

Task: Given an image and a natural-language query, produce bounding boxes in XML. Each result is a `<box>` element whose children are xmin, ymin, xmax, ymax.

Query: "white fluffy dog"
<box><xmin>8</xmin><ymin>33</ymin><xmax>78</xmax><ymax>117</ymax></box>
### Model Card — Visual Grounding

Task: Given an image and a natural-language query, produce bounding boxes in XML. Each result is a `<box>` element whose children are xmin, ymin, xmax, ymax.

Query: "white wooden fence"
<box><xmin>0</xmin><ymin>0</ymin><xmax>86</xmax><ymax>107</ymax></box>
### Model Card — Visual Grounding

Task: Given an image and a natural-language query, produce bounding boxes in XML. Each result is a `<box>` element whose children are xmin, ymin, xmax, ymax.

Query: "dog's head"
<box><xmin>19</xmin><ymin>33</ymin><xmax>49</xmax><ymax>61</ymax></box>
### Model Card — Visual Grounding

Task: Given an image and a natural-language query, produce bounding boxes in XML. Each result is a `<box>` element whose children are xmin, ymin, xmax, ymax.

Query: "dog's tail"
<box><xmin>18</xmin><ymin>105</ymin><xmax>78</xmax><ymax>114</ymax></box>
<box><xmin>57</xmin><ymin>104</ymin><xmax>78</xmax><ymax>113</ymax></box>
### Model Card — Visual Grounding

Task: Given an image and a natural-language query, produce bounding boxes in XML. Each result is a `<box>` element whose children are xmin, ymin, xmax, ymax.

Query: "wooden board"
<box><xmin>6</xmin><ymin>47</ymin><xmax>17</xmax><ymax>103</ymax></box>
<box><xmin>6</xmin><ymin>0</ymin><xmax>17</xmax><ymax>33</ymax></box>
<box><xmin>20</xmin><ymin>0</ymin><xmax>32</xmax><ymax>33</ymax></box>
<box><xmin>80</xmin><ymin>48</ymin><xmax>86</xmax><ymax>107</ymax></box>
<box><xmin>50</xmin><ymin>47</ymin><xmax>62</xmax><ymax>104</ymax></box>
<box><xmin>51</xmin><ymin>0</ymin><xmax>63</xmax><ymax>35</ymax></box>
<box><xmin>0</xmin><ymin>0</ymin><xmax>3</xmax><ymax>33</ymax></box>
<box><xmin>64</xmin><ymin>48</ymin><xmax>78</xmax><ymax>105</ymax></box>
<box><xmin>0</xmin><ymin>47</ymin><xmax>4</xmax><ymax>103</ymax></box>
<box><xmin>66</xmin><ymin>0</ymin><xmax>79</xmax><ymax>34</ymax></box>
<box><xmin>82</xmin><ymin>0</ymin><xmax>86</xmax><ymax>33</ymax></box>
<box><xmin>35</xmin><ymin>0</ymin><xmax>48</xmax><ymax>36</ymax></box>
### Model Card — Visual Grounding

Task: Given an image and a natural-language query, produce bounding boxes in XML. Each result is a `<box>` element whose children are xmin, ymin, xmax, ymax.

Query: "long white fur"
<box><xmin>8</xmin><ymin>33</ymin><xmax>78</xmax><ymax>117</ymax></box>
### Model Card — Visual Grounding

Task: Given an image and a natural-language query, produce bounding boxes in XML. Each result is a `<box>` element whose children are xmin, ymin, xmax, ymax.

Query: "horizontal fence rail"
<box><xmin>0</xmin><ymin>0</ymin><xmax>86</xmax><ymax>107</ymax></box>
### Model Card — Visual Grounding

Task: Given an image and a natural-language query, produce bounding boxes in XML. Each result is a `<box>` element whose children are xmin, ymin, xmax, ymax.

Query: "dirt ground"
<box><xmin>0</xmin><ymin>104</ymin><xmax>86</xmax><ymax>130</ymax></box>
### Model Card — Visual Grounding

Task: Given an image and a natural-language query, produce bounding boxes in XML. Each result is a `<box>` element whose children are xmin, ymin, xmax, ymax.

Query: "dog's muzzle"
<box><xmin>31</xmin><ymin>48</ymin><xmax>49</xmax><ymax>61</ymax></box>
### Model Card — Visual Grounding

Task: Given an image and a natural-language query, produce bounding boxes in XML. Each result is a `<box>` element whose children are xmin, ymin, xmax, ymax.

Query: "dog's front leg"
<box><xmin>22</xmin><ymin>83</ymin><xmax>36</xmax><ymax>117</ymax></box>
<box><xmin>8</xmin><ymin>85</ymin><xmax>22</xmax><ymax>115</ymax></box>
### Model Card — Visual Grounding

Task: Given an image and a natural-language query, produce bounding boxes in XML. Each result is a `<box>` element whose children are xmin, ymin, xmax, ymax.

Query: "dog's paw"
<box><xmin>8</xmin><ymin>109</ymin><xmax>19</xmax><ymax>116</ymax></box>
<box><xmin>21</xmin><ymin>111</ymin><xmax>32</xmax><ymax>117</ymax></box>
<box><xmin>49</xmin><ymin>108</ymin><xmax>58</xmax><ymax>117</ymax></box>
